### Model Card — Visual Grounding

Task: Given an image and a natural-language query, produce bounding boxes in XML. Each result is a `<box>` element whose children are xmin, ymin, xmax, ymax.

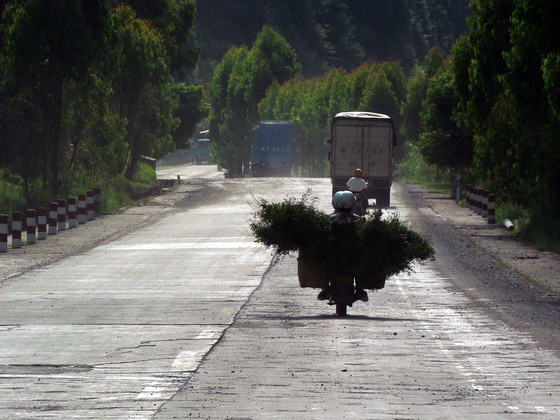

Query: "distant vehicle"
<box><xmin>192</xmin><ymin>138</ymin><xmax>212</xmax><ymax>164</ymax></box>
<box><xmin>329</xmin><ymin>112</ymin><xmax>397</xmax><ymax>207</ymax></box>
<box><xmin>251</xmin><ymin>121</ymin><xmax>294</xmax><ymax>177</ymax></box>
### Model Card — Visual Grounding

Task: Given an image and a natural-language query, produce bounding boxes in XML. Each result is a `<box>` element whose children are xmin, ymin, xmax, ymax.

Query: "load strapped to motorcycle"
<box><xmin>250</xmin><ymin>191</ymin><xmax>434</xmax><ymax>315</ymax></box>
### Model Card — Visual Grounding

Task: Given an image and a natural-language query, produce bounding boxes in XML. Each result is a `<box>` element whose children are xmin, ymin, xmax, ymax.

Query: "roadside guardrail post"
<box><xmin>38</xmin><ymin>207</ymin><xmax>47</xmax><ymax>239</ymax></box>
<box><xmin>476</xmin><ymin>188</ymin><xmax>482</xmax><ymax>215</ymax></box>
<box><xmin>57</xmin><ymin>199</ymin><xmax>67</xmax><ymax>231</ymax></box>
<box><xmin>94</xmin><ymin>187</ymin><xmax>101</xmax><ymax>214</ymax></box>
<box><xmin>482</xmin><ymin>190</ymin><xmax>489</xmax><ymax>219</ymax></box>
<box><xmin>48</xmin><ymin>202</ymin><xmax>58</xmax><ymax>235</ymax></box>
<box><xmin>488</xmin><ymin>194</ymin><xmax>496</xmax><ymax>224</ymax></box>
<box><xmin>78</xmin><ymin>194</ymin><xmax>87</xmax><ymax>224</ymax></box>
<box><xmin>68</xmin><ymin>197</ymin><xmax>77</xmax><ymax>229</ymax></box>
<box><xmin>12</xmin><ymin>211</ymin><xmax>22</xmax><ymax>248</ymax></box>
<box><xmin>26</xmin><ymin>209</ymin><xmax>36</xmax><ymax>244</ymax></box>
<box><xmin>86</xmin><ymin>190</ymin><xmax>95</xmax><ymax>221</ymax></box>
<box><xmin>0</xmin><ymin>214</ymin><xmax>8</xmax><ymax>252</ymax></box>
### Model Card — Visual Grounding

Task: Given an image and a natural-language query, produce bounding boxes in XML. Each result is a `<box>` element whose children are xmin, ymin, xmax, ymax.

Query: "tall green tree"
<box><xmin>114</xmin><ymin>0</ymin><xmax>199</xmax><ymax>76</ymax></box>
<box><xmin>208</xmin><ymin>46</ymin><xmax>249</xmax><ymax>174</ymax></box>
<box><xmin>208</xmin><ymin>26</ymin><xmax>300</xmax><ymax>174</ymax></box>
<box><xmin>419</xmin><ymin>66</ymin><xmax>472</xmax><ymax>173</ymax></box>
<box><xmin>1</xmin><ymin>0</ymin><xmax>108</xmax><ymax>194</ymax></box>
<box><xmin>108</xmin><ymin>5</ymin><xmax>179</xmax><ymax>179</ymax></box>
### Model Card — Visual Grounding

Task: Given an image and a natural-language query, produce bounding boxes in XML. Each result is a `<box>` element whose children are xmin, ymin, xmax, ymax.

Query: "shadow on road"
<box><xmin>261</xmin><ymin>314</ymin><xmax>422</xmax><ymax>322</ymax></box>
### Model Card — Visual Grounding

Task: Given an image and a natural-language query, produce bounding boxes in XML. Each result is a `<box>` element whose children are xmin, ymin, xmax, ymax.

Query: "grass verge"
<box><xmin>0</xmin><ymin>163</ymin><xmax>157</xmax><ymax>219</ymax></box>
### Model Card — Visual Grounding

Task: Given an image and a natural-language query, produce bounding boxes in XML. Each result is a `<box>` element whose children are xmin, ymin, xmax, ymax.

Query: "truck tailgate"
<box><xmin>333</xmin><ymin>123</ymin><xmax>392</xmax><ymax>178</ymax></box>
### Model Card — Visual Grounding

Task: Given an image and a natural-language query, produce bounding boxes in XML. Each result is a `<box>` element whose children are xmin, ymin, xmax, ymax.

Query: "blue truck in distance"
<box><xmin>251</xmin><ymin>121</ymin><xmax>294</xmax><ymax>176</ymax></box>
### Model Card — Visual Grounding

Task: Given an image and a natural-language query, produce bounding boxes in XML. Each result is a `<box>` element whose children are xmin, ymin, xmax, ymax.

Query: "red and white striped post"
<box><xmin>57</xmin><ymin>199</ymin><xmax>67</xmax><ymax>231</ymax></box>
<box><xmin>48</xmin><ymin>202</ymin><xmax>58</xmax><ymax>235</ymax></box>
<box><xmin>482</xmin><ymin>190</ymin><xmax>489</xmax><ymax>219</ymax></box>
<box><xmin>475</xmin><ymin>188</ymin><xmax>482</xmax><ymax>215</ymax></box>
<box><xmin>26</xmin><ymin>209</ymin><xmax>36</xmax><ymax>244</ymax></box>
<box><xmin>94</xmin><ymin>186</ymin><xmax>101</xmax><ymax>214</ymax></box>
<box><xmin>454</xmin><ymin>181</ymin><xmax>461</xmax><ymax>204</ymax></box>
<box><xmin>38</xmin><ymin>207</ymin><xmax>47</xmax><ymax>240</ymax></box>
<box><xmin>488</xmin><ymin>194</ymin><xmax>496</xmax><ymax>224</ymax></box>
<box><xmin>78</xmin><ymin>194</ymin><xmax>87</xmax><ymax>224</ymax></box>
<box><xmin>0</xmin><ymin>214</ymin><xmax>8</xmax><ymax>253</ymax></box>
<box><xmin>68</xmin><ymin>197</ymin><xmax>77</xmax><ymax>228</ymax></box>
<box><xmin>86</xmin><ymin>190</ymin><xmax>95</xmax><ymax>221</ymax></box>
<box><xmin>12</xmin><ymin>211</ymin><xmax>22</xmax><ymax>248</ymax></box>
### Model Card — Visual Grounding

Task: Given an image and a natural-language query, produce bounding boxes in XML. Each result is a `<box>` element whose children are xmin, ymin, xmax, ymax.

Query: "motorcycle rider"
<box><xmin>346</xmin><ymin>168</ymin><xmax>368</xmax><ymax>214</ymax></box>
<box><xmin>317</xmin><ymin>191</ymin><xmax>368</xmax><ymax>302</ymax></box>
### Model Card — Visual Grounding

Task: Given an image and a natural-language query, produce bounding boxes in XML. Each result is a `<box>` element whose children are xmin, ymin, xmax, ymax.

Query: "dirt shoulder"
<box><xmin>403</xmin><ymin>182</ymin><xmax>560</xmax><ymax>296</ymax></box>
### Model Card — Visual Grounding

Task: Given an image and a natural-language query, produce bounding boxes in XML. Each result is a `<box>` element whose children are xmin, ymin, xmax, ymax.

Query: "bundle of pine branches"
<box><xmin>250</xmin><ymin>195</ymin><xmax>434</xmax><ymax>289</ymax></box>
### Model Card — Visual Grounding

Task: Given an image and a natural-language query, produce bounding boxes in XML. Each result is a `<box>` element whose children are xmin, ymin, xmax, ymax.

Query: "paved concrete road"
<box><xmin>155</xmin><ymin>181</ymin><xmax>560</xmax><ymax>419</ymax></box>
<box><xmin>1</xmin><ymin>169</ymin><xmax>559</xmax><ymax>419</ymax></box>
<box><xmin>0</xmin><ymin>170</ymin><xmax>315</xmax><ymax>419</ymax></box>
<box><xmin>156</xmin><ymin>163</ymin><xmax>224</xmax><ymax>181</ymax></box>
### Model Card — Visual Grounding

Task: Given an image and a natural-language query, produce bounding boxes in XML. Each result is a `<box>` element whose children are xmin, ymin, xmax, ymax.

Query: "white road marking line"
<box><xmin>172</xmin><ymin>350</ymin><xmax>203</xmax><ymax>371</ymax></box>
<box><xmin>97</xmin><ymin>242</ymin><xmax>262</xmax><ymax>251</ymax></box>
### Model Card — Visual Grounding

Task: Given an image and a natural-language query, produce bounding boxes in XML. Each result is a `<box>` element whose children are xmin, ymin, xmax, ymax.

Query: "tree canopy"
<box><xmin>195</xmin><ymin>0</ymin><xmax>471</xmax><ymax>78</ymax></box>
<box><xmin>207</xmin><ymin>27</ymin><xmax>300</xmax><ymax>175</ymax></box>
<box><xmin>0</xmin><ymin>0</ymin><xmax>204</xmax><ymax>201</ymax></box>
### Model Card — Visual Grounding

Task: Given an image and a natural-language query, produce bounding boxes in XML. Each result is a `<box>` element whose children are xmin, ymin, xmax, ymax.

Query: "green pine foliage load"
<box><xmin>250</xmin><ymin>193</ymin><xmax>332</xmax><ymax>265</ymax></box>
<box><xmin>250</xmin><ymin>195</ymin><xmax>434</xmax><ymax>289</ymax></box>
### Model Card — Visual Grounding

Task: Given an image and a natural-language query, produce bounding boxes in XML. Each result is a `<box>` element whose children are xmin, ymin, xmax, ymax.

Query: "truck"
<box><xmin>329</xmin><ymin>112</ymin><xmax>397</xmax><ymax>207</ymax></box>
<box><xmin>251</xmin><ymin>121</ymin><xmax>294</xmax><ymax>177</ymax></box>
<box><xmin>192</xmin><ymin>138</ymin><xmax>212</xmax><ymax>164</ymax></box>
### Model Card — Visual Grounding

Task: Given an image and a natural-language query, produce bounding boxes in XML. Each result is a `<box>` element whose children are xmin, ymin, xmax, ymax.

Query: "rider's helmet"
<box><xmin>332</xmin><ymin>191</ymin><xmax>356</xmax><ymax>210</ymax></box>
<box><xmin>354</xmin><ymin>168</ymin><xmax>363</xmax><ymax>177</ymax></box>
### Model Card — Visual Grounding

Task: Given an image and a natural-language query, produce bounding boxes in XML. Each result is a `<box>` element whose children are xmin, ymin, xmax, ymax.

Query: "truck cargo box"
<box><xmin>330</xmin><ymin>112</ymin><xmax>396</xmax><ymax>207</ymax></box>
<box><xmin>251</xmin><ymin>121</ymin><xmax>294</xmax><ymax>177</ymax></box>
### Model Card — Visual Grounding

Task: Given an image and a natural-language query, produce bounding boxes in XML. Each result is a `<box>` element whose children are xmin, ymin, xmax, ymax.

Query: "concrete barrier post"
<box><xmin>12</xmin><ymin>211</ymin><xmax>22</xmax><ymax>248</ymax></box>
<box><xmin>57</xmin><ymin>199</ymin><xmax>67</xmax><ymax>231</ymax></box>
<box><xmin>94</xmin><ymin>186</ymin><xmax>101</xmax><ymax>214</ymax></box>
<box><xmin>0</xmin><ymin>214</ymin><xmax>8</xmax><ymax>253</ymax></box>
<box><xmin>68</xmin><ymin>197</ymin><xmax>77</xmax><ymax>228</ymax></box>
<box><xmin>26</xmin><ymin>209</ymin><xmax>36</xmax><ymax>244</ymax></box>
<box><xmin>488</xmin><ymin>194</ymin><xmax>496</xmax><ymax>224</ymax></box>
<box><xmin>476</xmin><ymin>188</ymin><xmax>482</xmax><ymax>215</ymax></box>
<box><xmin>482</xmin><ymin>190</ymin><xmax>489</xmax><ymax>219</ymax></box>
<box><xmin>455</xmin><ymin>183</ymin><xmax>461</xmax><ymax>204</ymax></box>
<box><xmin>48</xmin><ymin>202</ymin><xmax>58</xmax><ymax>235</ymax></box>
<box><xmin>86</xmin><ymin>190</ymin><xmax>95</xmax><ymax>221</ymax></box>
<box><xmin>38</xmin><ymin>207</ymin><xmax>47</xmax><ymax>240</ymax></box>
<box><xmin>466</xmin><ymin>185</ymin><xmax>472</xmax><ymax>210</ymax></box>
<box><xmin>78</xmin><ymin>194</ymin><xmax>87</xmax><ymax>224</ymax></box>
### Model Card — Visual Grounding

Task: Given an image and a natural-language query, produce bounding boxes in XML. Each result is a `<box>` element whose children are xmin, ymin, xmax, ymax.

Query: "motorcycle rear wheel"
<box><xmin>335</xmin><ymin>302</ymin><xmax>347</xmax><ymax>316</ymax></box>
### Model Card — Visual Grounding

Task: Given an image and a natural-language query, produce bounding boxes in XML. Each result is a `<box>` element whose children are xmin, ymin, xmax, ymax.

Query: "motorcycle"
<box><xmin>330</xmin><ymin>273</ymin><xmax>363</xmax><ymax>316</ymax></box>
<box><xmin>314</xmin><ymin>191</ymin><xmax>369</xmax><ymax>316</ymax></box>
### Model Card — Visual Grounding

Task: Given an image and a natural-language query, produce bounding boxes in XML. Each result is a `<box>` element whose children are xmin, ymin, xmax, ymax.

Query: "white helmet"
<box><xmin>332</xmin><ymin>191</ymin><xmax>356</xmax><ymax>210</ymax></box>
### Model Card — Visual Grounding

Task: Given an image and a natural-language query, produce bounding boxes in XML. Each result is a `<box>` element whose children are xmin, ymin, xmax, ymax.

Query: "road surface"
<box><xmin>0</xmin><ymin>164</ymin><xmax>558</xmax><ymax>419</ymax></box>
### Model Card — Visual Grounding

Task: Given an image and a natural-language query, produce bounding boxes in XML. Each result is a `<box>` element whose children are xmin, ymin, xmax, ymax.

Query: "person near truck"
<box><xmin>347</xmin><ymin>168</ymin><xmax>368</xmax><ymax>213</ymax></box>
